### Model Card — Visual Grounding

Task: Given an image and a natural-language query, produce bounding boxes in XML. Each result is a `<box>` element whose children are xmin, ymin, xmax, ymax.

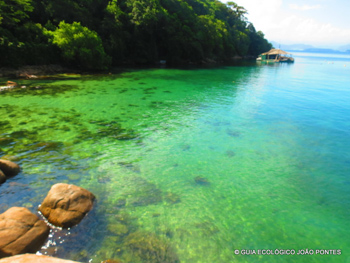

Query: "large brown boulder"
<box><xmin>0</xmin><ymin>254</ymin><xmax>81</xmax><ymax>263</ymax></box>
<box><xmin>0</xmin><ymin>207</ymin><xmax>50</xmax><ymax>258</ymax></box>
<box><xmin>39</xmin><ymin>183</ymin><xmax>95</xmax><ymax>228</ymax></box>
<box><xmin>0</xmin><ymin>159</ymin><xmax>20</xmax><ymax>177</ymax></box>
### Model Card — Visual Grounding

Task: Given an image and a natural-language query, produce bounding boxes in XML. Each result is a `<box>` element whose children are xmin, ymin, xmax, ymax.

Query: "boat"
<box><xmin>256</xmin><ymin>49</ymin><xmax>294</xmax><ymax>63</ymax></box>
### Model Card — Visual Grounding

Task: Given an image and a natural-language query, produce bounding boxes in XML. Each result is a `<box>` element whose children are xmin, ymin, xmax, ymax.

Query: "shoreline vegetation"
<box><xmin>0</xmin><ymin>0</ymin><xmax>271</xmax><ymax>70</ymax></box>
<box><xmin>0</xmin><ymin>53</ymin><xmax>256</xmax><ymax>78</ymax></box>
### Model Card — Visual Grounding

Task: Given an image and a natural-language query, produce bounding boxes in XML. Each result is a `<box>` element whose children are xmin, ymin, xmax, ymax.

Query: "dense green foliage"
<box><xmin>48</xmin><ymin>21</ymin><xmax>111</xmax><ymax>69</ymax></box>
<box><xmin>0</xmin><ymin>0</ymin><xmax>272</xmax><ymax>69</ymax></box>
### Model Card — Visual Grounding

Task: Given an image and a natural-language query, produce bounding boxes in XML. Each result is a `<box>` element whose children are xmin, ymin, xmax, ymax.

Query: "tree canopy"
<box><xmin>0</xmin><ymin>0</ymin><xmax>272</xmax><ymax>69</ymax></box>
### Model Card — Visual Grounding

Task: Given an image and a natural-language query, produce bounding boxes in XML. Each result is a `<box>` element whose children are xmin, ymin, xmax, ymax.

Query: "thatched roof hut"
<box><xmin>261</xmin><ymin>49</ymin><xmax>290</xmax><ymax>55</ymax></box>
<box><xmin>257</xmin><ymin>48</ymin><xmax>294</xmax><ymax>62</ymax></box>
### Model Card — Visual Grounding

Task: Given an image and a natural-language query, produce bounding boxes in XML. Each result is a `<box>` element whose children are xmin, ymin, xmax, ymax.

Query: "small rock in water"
<box><xmin>0</xmin><ymin>159</ymin><xmax>21</xmax><ymax>178</ymax></box>
<box><xmin>0</xmin><ymin>137</ymin><xmax>14</xmax><ymax>147</ymax></box>
<box><xmin>225</xmin><ymin>150</ymin><xmax>235</xmax><ymax>157</ymax></box>
<box><xmin>38</xmin><ymin>183</ymin><xmax>95</xmax><ymax>228</ymax></box>
<box><xmin>226</xmin><ymin>129</ymin><xmax>241</xmax><ymax>137</ymax></box>
<box><xmin>180</xmin><ymin>144</ymin><xmax>191</xmax><ymax>151</ymax></box>
<box><xmin>115</xmin><ymin>198</ymin><xmax>126</xmax><ymax>209</ymax></box>
<box><xmin>194</xmin><ymin>176</ymin><xmax>210</xmax><ymax>185</ymax></box>
<box><xmin>152</xmin><ymin>213</ymin><xmax>161</xmax><ymax>217</ymax></box>
<box><xmin>0</xmin><ymin>207</ymin><xmax>50</xmax><ymax>258</ymax></box>
<box><xmin>125</xmin><ymin>231</ymin><xmax>179</xmax><ymax>263</ymax></box>
<box><xmin>165</xmin><ymin>192</ymin><xmax>181</xmax><ymax>204</ymax></box>
<box><xmin>118</xmin><ymin>162</ymin><xmax>141</xmax><ymax>173</ymax></box>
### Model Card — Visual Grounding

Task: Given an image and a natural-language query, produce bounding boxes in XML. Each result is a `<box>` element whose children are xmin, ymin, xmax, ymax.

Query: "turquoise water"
<box><xmin>1</xmin><ymin>52</ymin><xmax>350</xmax><ymax>263</ymax></box>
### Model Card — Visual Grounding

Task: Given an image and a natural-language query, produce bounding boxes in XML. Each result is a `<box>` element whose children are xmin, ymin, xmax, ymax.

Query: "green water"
<box><xmin>1</xmin><ymin>53</ymin><xmax>350</xmax><ymax>263</ymax></box>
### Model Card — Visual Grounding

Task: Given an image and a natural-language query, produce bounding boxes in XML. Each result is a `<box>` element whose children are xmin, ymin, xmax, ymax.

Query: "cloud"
<box><xmin>231</xmin><ymin>0</ymin><xmax>350</xmax><ymax>46</ymax></box>
<box><xmin>289</xmin><ymin>4</ymin><xmax>322</xmax><ymax>11</ymax></box>
<box><xmin>264</xmin><ymin>15</ymin><xmax>350</xmax><ymax>45</ymax></box>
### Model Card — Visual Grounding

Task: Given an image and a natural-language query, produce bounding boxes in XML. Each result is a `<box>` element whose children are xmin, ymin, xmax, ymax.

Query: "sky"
<box><xmin>227</xmin><ymin>0</ymin><xmax>350</xmax><ymax>48</ymax></box>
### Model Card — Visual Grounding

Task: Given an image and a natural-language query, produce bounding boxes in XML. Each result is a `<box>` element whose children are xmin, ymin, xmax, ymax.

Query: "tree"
<box><xmin>48</xmin><ymin>21</ymin><xmax>111</xmax><ymax>70</ymax></box>
<box><xmin>0</xmin><ymin>0</ymin><xmax>33</xmax><ymax>27</ymax></box>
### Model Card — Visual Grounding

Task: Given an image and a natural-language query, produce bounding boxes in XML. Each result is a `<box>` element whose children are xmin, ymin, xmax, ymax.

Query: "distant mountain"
<box><xmin>270</xmin><ymin>42</ymin><xmax>314</xmax><ymax>51</ymax></box>
<box><xmin>338</xmin><ymin>44</ymin><xmax>350</xmax><ymax>52</ymax></box>
<box><xmin>303</xmin><ymin>48</ymin><xmax>343</xmax><ymax>53</ymax></box>
<box><xmin>270</xmin><ymin>41</ymin><xmax>350</xmax><ymax>53</ymax></box>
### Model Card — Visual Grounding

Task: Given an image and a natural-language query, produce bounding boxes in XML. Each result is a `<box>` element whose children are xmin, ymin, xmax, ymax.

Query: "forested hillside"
<box><xmin>0</xmin><ymin>0</ymin><xmax>272</xmax><ymax>69</ymax></box>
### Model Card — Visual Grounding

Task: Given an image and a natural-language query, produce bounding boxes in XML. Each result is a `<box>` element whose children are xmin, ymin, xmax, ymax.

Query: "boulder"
<box><xmin>0</xmin><ymin>207</ymin><xmax>50</xmax><ymax>258</ymax></box>
<box><xmin>39</xmin><ymin>183</ymin><xmax>95</xmax><ymax>228</ymax></box>
<box><xmin>0</xmin><ymin>170</ymin><xmax>5</xmax><ymax>184</ymax></box>
<box><xmin>0</xmin><ymin>254</ymin><xmax>81</xmax><ymax>263</ymax></box>
<box><xmin>0</xmin><ymin>159</ymin><xmax>20</xmax><ymax>177</ymax></box>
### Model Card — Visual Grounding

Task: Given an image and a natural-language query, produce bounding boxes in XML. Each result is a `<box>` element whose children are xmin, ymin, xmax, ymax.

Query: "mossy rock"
<box><xmin>194</xmin><ymin>176</ymin><xmax>210</xmax><ymax>185</ymax></box>
<box><xmin>125</xmin><ymin>231</ymin><xmax>179</xmax><ymax>263</ymax></box>
<box><xmin>0</xmin><ymin>137</ymin><xmax>15</xmax><ymax>147</ymax></box>
<box><xmin>115</xmin><ymin>198</ymin><xmax>126</xmax><ymax>209</ymax></box>
<box><xmin>30</xmin><ymin>141</ymin><xmax>64</xmax><ymax>151</ymax></box>
<box><xmin>225</xmin><ymin>150</ymin><xmax>235</xmax><ymax>157</ymax></box>
<box><xmin>118</xmin><ymin>162</ymin><xmax>140</xmax><ymax>173</ymax></box>
<box><xmin>25</xmin><ymin>84</ymin><xmax>79</xmax><ymax>96</ymax></box>
<box><xmin>226</xmin><ymin>129</ymin><xmax>241</xmax><ymax>137</ymax></box>
<box><xmin>10</xmin><ymin>130</ymin><xmax>37</xmax><ymax>139</ymax></box>
<box><xmin>195</xmin><ymin>221</ymin><xmax>220</xmax><ymax>235</ymax></box>
<box><xmin>128</xmin><ymin>177</ymin><xmax>163</xmax><ymax>207</ymax></box>
<box><xmin>0</xmin><ymin>121</ymin><xmax>12</xmax><ymax>130</ymax></box>
<box><xmin>112</xmin><ymin>133</ymin><xmax>138</xmax><ymax>141</ymax></box>
<box><xmin>67</xmin><ymin>174</ymin><xmax>80</xmax><ymax>180</ymax></box>
<box><xmin>164</xmin><ymin>192</ymin><xmax>181</xmax><ymax>204</ymax></box>
<box><xmin>108</xmin><ymin>222</ymin><xmax>129</xmax><ymax>237</ymax></box>
<box><xmin>0</xmin><ymin>155</ymin><xmax>20</xmax><ymax>161</ymax></box>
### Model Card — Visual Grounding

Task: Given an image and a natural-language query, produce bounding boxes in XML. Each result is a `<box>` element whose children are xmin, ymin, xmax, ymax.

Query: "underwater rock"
<box><xmin>152</xmin><ymin>213</ymin><xmax>161</xmax><ymax>217</ymax></box>
<box><xmin>225</xmin><ymin>150</ymin><xmax>235</xmax><ymax>157</ymax></box>
<box><xmin>10</xmin><ymin>130</ymin><xmax>37</xmax><ymax>139</ymax></box>
<box><xmin>164</xmin><ymin>192</ymin><xmax>181</xmax><ymax>204</ymax></box>
<box><xmin>30</xmin><ymin>141</ymin><xmax>64</xmax><ymax>152</ymax></box>
<box><xmin>0</xmin><ymin>170</ymin><xmax>5</xmax><ymax>184</ymax></box>
<box><xmin>0</xmin><ymin>254</ymin><xmax>81</xmax><ymax>262</ymax></box>
<box><xmin>118</xmin><ymin>162</ymin><xmax>140</xmax><ymax>173</ymax></box>
<box><xmin>0</xmin><ymin>207</ymin><xmax>50</xmax><ymax>258</ymax></box>
<box><xmin>194</xmin><ymin>176</ymin><xmax>210</xmax><ymax>185</ymax></box>
<box><xmin>0</xmin><ymin>137</ymin><xmax>14</xmax><ymax>147</ymax></box>
<box><xmin>101</xmin><ymin>259</ymin><xmax>123</xmax><ymax>263</ymax></box>
<box><xmin>113</xmin><ymin>133</ymin><xmax>137</xmax><ymax>141</ymax></box>
<box><xmin>0</xmin><ymin>159</ymin><xmax>21</xmax><ymax>177</ymax></box>
<box><xmin>194</xmin><ymin>221</ymin><xmax>220</xmax><ymax>235</ymax></box>
<box><xmin>180</xmin><ymin>144</ymin><xmax>191</xmax><ymax>151</ymax></box>
<box><xmin>0</xmin><ymin>121</ymin><xmax>11</xmax><ymax>130</ymax></box>
<box><xmin>128</xmin><ymin>177</ymin><xmax>163</xmax><ymax>207</ymax></box>
<box><xmin>39</xmin><ymin>183</ymin><xmax>95</xmax><ymax>228</ymax></box>
<box><xmin>0</xmin><ymin>155</ymin><xmax>20</xmax><ymax>161</ymax></box>
<box><xmin>115</xmin><ymin>198</ymin><xmax>126</xmax><ymax>209</ymax></box>
<box><xmin>226</xmin><ymin>129</ymin><xmax>240</xmax><ymax>137</ymax></box>
<box><xmin>108</xmin><ymin>222</ymin><xmax>129</xmax><ymax>237</ymax></box>
<box><xmin>125</xmin><ymin>231</ymin><xmax>179</xmax><ymax>263</ymax></box>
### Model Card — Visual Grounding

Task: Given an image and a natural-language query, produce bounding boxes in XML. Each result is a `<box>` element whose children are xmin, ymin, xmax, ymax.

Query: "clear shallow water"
<box><xmin>1</xmin><ymin>53</ymin><xmax>350</xmax><ymax>263</ymax></box>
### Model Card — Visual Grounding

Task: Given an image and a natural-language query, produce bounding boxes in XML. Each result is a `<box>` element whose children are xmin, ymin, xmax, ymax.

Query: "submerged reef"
<box><xmin>125</xmin><ymin>231</ymin><xmax>179</xmax><ymax>263</ymax></box>
<box><xmin>194</xmin><ymin>176</ymin><xmax>210</xmax><ymax>185</ymax></box>
<box><xmin>126</xmin><ymin>176</ymin><xmax>163</xmax><ymax>207</ymax></box>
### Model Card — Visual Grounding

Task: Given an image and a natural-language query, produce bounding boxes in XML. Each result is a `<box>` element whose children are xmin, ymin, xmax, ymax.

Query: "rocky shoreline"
<box><xmin>0</xmin><ymin>65</ymin><xmax>70</xmax><ymax>78</ymax></box>
<box><xmin>0</xmin><ymin>159</ymin><xmax>96</xmax><ymax>263</ymax></box>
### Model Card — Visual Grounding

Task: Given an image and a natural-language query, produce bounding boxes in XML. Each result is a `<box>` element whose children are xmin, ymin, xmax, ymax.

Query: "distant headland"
<box><xmin>270</xmin><ymin>41</ymin><xmax>350</xmax><ymax>54</ymax></box>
